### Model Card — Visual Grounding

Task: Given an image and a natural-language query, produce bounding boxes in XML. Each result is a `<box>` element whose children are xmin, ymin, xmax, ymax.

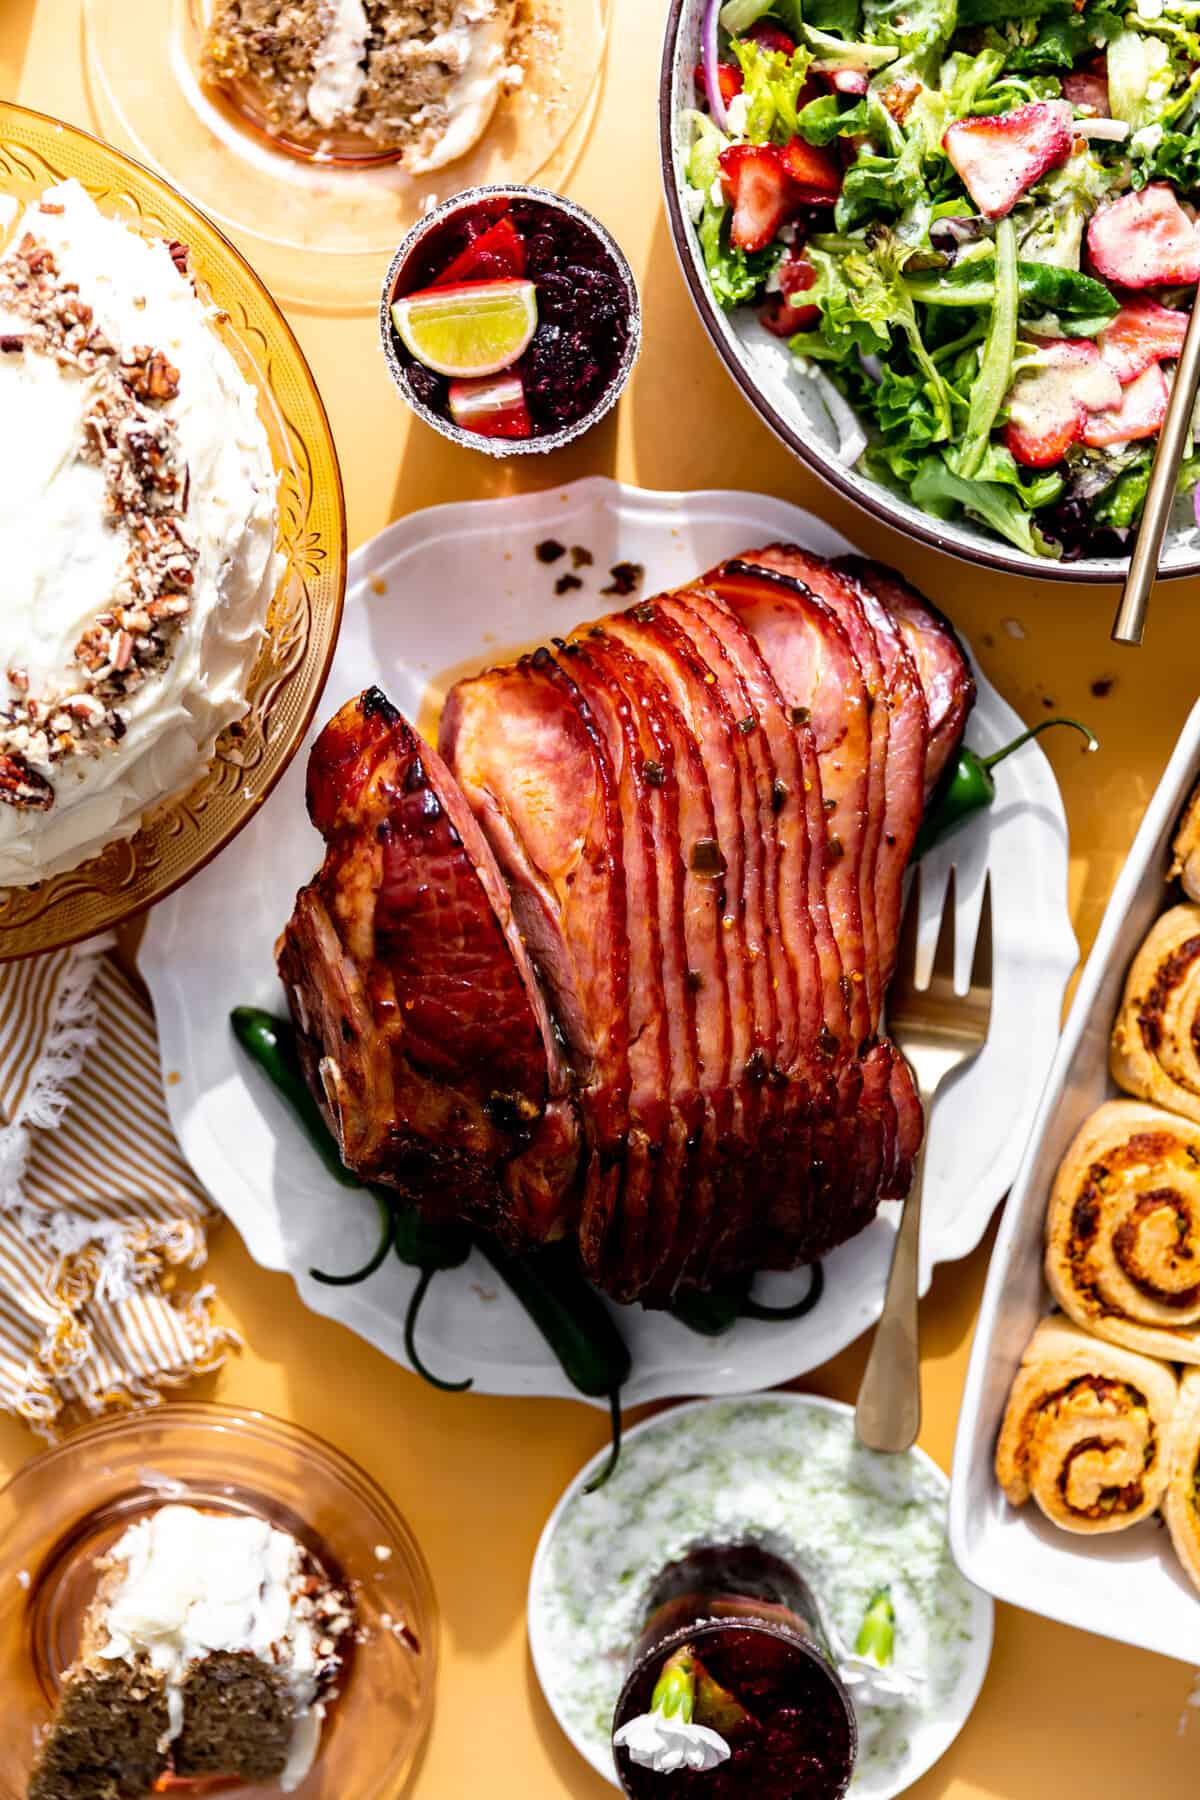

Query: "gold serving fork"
<box><xmin>855</xmin><ymin>871</ymin><xmax>994</xmax><ymax>1454</ymax></box>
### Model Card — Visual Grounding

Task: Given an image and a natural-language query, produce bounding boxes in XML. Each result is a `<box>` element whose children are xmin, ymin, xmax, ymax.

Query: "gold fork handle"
<box><xmin>855</xmin><ymin>1130</ymin><xmax>930</xmax><ymax>1455</ymax></box>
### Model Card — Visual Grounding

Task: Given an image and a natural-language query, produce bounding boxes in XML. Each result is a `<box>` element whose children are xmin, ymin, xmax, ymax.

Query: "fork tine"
<box><xmin>894</xmin><ymin>868</ymin><xmax>923</xmax><ymax>993</ymax></box>
<box><xmin>931</xmin><ymin>865</ymin><xmax>957</xmax><ymax>984</ymax></box>
<box><xmin>913</xmin><ymin>864</ymin><xmax>954</xmax><ymax>990</ymax></box>
<box><xmin>969</xmin><ymin>873</ymin><xmax>994</xmax><ymax>994</ymax></box>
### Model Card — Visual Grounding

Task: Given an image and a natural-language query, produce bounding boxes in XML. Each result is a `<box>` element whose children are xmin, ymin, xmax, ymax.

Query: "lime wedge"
<box><xmin>391</xmin><ymin>278</ymin><xmax>538</xmax><ymax>379</ymax></box>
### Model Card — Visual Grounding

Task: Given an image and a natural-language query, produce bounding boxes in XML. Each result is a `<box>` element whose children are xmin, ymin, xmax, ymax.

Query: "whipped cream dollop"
<box><xmin>96</xmin><ymin>1505</ymin><xmax>344</xmax><ymax>1791</ymax></box>
<box><xmin>0</xmin><ymin>179</ymin><xmax>277</xmax><ymax>887</ymax></box>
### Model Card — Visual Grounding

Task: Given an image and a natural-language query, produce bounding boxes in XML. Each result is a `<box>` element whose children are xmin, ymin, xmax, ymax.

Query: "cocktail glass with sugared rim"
<box><xmin>611</xmin><ymin>1544</ymin><xmax>857</xmax><ymax>1799</ymax></box>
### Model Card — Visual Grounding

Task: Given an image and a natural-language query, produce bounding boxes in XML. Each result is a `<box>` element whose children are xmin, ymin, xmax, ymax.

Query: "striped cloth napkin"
<box><xmin>0</xmin><ymin>938</ymin><xmax>237</xmax><ymax>1437</ymax></box>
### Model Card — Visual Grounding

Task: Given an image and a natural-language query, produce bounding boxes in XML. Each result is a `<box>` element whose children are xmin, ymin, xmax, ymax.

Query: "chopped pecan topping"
<box><xmin>0</xmin><ymin>752</ymin><xmax>54</xmax><ymax>812</ymax></box>
<box><xmin>0</xmin><ymin>224</ymin><xmax>199</xmax><ymax>805</ymax></box>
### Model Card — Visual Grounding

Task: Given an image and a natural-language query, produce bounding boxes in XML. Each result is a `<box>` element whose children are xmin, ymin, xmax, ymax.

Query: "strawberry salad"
<box><xmin>684</xmin><ymin>0</ymin><xmax>1200</xmax><ymax>557</ymax></box>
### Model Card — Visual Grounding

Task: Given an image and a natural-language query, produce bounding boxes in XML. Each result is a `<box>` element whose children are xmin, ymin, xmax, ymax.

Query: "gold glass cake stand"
<box><xmin>0</xmin><ymin>104</ymin><xmax>347</xmax><ymax>960</ymax></box>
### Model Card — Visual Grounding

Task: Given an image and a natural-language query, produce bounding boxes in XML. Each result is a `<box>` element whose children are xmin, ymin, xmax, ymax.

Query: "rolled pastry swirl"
<box><xmin>995</xmin><ymin>1317</ymin><xmax>1176</xmax><ymax>1532</ymax></box>
<box><xmin>1045</xmin><ymin>1099</ymin><xmax>1200</xmax><ymax>1362</ymax></box>
<box><xmin>1170</xmin><ymin>783</ymin><xmax>1200</xmax><ymax>904</ymax></box>
<box><xmin>1110</xmin><ymin>904</ymin><xmax>1200</xmax><ymax>1124</ymax></box>
<box><xmin>1164</xmin><ymin>1368</ymin><xmax>1200</xmax><ymax>1595</ymax></box>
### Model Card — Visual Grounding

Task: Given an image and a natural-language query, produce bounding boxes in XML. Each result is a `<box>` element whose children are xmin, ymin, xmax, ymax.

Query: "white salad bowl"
<box><xmin>658</xmin><ymin>0</ymin><xmax>1200</xmax><ymax>584</ymax></box>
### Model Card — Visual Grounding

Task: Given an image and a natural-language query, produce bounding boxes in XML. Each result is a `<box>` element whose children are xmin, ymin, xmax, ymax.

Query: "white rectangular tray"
<box><xmin>949</xmin><ymin>697</ymin><xmax>1200</xmax><ymax>1665</ymax></box>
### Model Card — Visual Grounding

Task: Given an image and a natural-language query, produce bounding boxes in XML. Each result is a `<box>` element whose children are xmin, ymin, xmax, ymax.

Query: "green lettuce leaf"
<box><xmin>795</xmin><ymin>93</ymin><xmax>871</xmax><ymax>142</ymax></box>
<box><xmin>731</xmin><ymin>39</ymin><xmax>815</xmax><ymax>141</ymax></box>
<box><xmin>911</xmin><ymin>453</ymin><xmax>1061</xmax><ymax>553</ymax></box>
<box><xmin>699</xmin><ymin>209</ymin><xmax>779</xmax><ymax>306</ymax></box>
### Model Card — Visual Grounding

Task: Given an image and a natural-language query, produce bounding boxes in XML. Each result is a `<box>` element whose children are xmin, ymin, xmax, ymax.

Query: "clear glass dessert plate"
<box><xmin>83</xmin><ymin>0</ymin><xmax>613</xmax><ymax>309</ymax></box>
<box><xmin>0</xmin><ymin>1402</ymin><xmax>437</xmax><ymax>1799</ymax></box>
<box><xmin>0</xmin><ymin>104</ymin><xmax>347</xmax><ymax>960</ymax></box>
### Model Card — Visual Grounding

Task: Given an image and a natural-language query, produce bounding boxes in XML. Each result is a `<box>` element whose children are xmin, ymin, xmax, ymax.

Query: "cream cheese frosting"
<box><xmin>0</xmin><ymin>179</ymin><xmax>278</xmax><ymax>887</ymax></box>
<box><xmin>96</xmin><ymin>1504</ymin><xmax>345</xmax><ymax>1791</ymax></box>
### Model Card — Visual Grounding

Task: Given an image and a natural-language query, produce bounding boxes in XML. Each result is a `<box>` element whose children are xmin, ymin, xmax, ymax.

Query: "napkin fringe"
<box><xmin>16</xmin><ymin>1281</ymin><xmax>240</xmax><ymax>1441</ymax></box>
<box><xmin>0</xmin><ymin>931</ymin><xmax>113</xmax><ymax>1214</ymax></box>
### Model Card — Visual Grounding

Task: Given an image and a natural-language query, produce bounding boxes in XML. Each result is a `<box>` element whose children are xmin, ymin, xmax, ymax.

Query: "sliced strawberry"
<box><xmin>448</xmin><ymin>371</ymin><xmax>532</xmax><ymax>439</ymax></box>
<box><xmin>778</xmin><ymin>137</ymin><xmax>842</xmax><ymax>202</ymax></box>
<box><xmin>695</xmin><ymin>60</ymin><xmax>744</xmax><ymax>109</ymax></box>
<box><xmin>1062</xmin><ymin>66</ymin><xmax>1109</xmax><ymax>115</ymax></box>
<box><xmin>1088</xmin><ymin>183</ymin><xmax>1200</xmax><ymax>288</ymax></box>
<box><xmin>1003</xmin><ymin>338</ymin><xmax>1122</xmax><ymax>467</ymax></box>
<box><xmin>829</xmin><ymin>66</ymin><xmax>869</xmax><ymax>94</ymax></box>
<box><xmin>745</xmin><ymin>20</ymin><xmax>796</xmax><ymax>52</ymax></box>
<box><xmin>943</xmin><ymin>100</ymin><xmax>1074</xmax><ymax>220</ymax></box>
<box><xmin>1099</xmin><ymin>298</ymin><xmax>1189</xmax><ymax>383</ymax></box>
<box><xmin>431</xmin><ymin>212</ymin><xmax>527</xmax><ymax>286</ymax></box>
<box><xmin>720</xmin><ymin>144</ymin><xmax>797</xmax><ymax>250</ymax></box>
<box><xmin>1081</xmin><ymin>361</ymin><xmax>1170</xmax><ymax>447</ymax></box>
<box><xmin>760</xmin><ymin>252</ymin><xmax>819</xmax><ymax>336</ymax></box>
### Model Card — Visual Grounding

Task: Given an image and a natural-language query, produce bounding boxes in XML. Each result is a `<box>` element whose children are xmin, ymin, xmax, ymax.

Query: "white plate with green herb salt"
<box><xmin>528</xmin><ymin>1392</ymin><xmax>993</xmax><ymax>1795</ymax></box>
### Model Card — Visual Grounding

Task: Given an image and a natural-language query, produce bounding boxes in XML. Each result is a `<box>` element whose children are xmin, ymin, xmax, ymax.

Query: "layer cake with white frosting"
<box><xmin>0</xmin><ymin>179</ymin><xmax>278</xmax><ymax>887</ymax></box>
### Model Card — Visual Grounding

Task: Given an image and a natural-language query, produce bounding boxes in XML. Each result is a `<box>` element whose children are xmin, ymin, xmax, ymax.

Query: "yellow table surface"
<box><xmin>5</xmin><ymin>2</ymin><xmax>1200</xmax><ymax>1794</ymax></box>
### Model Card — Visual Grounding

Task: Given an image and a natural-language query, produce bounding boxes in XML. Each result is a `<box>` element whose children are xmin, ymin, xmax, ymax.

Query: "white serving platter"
<box><xmin>950</xmin><ymin>698</ymin><xmax>1200</xmax><ymax>1665</ymax></box>
<box><xmin>140</xmin><ymin>477</ymin><xmax>1077</xmax><ymax>1405</ymax></box>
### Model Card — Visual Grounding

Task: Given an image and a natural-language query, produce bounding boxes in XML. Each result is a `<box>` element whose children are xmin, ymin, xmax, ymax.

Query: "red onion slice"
<box><xmin>702</xmin><ymin>0</ymin><xmax>730</xmax><ymax>132</ymax></box>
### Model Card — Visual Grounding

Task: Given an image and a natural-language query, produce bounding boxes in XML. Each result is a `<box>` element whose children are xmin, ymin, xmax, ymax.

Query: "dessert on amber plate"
<box><xmin>0</xmin><ymin>104</ymin><xmax>345</xmax><ymax>959</ymax></box>
<box><xmin>0</xmin><ymin>1404</ymin><xmax>436</xmax><ymax>1799</ymax></box>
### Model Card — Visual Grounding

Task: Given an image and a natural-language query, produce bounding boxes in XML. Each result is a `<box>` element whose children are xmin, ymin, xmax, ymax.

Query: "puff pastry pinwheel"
<box><xmin>1164</xmin><ymin>1368</ymin><xmax>1200</xmax><ymax>1595</ymax></box>
<box><xmin>1170</xmin><ymin>784</ymin><xmax>1200</xmax><ymax>904</ymax></box>
<box><xmin>1110</xmin><ymin>904</ymin><xmax>1200</xmax><ymax>1124</ymax></box>
<box><xmin>995</xmin><ymin>1316</ymin><xmax>1177</xmax><ymax>1533</ymax></box>
<box><xmin>1045</xmin><ymin>1099</ymin><xmax>1200</xmax><ymax>1363</ymax></box>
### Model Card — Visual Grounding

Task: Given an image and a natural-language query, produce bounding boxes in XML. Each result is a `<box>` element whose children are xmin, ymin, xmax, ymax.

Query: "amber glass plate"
<box><xmin>0</xmin><ymin>1403</ymin><xmax>436</xmax><ymax>1798</ymax></box>
<box><xmin>84</xmin><ymin>0</ymin><xmax>613</xmax><ymax>308</ymax></box>
<box><xmin>0</xmin><ymin>104</ymin><xmax>346</xmax><ymax>960</ymax></box>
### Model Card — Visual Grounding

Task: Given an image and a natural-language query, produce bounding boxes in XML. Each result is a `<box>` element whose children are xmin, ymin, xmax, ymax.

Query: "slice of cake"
<box><xmin>0</xmin><ymin>178</ymin><xmax>278</xmax><ymax>888</ymax></box>
<box><xmin>29</xmin><ymin>1505</ymin><xmax>353</xmax><ymax>1799</ymax></box>
<box><xmin>203</xmin><ymin>0</ymin><xmax>518</xmax><ymax>171</ymax></box>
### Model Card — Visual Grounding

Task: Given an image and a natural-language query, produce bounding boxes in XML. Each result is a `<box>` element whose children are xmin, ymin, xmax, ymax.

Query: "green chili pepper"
<box><xmin>855</xmin><ymin>1586</ymin><xmax>896</xmax><ymax>1666</ymax></box>
<box><xmin>670</xmin><ymin>1282</ymin><xmax>749</xmax><ymax>1336</ymax></box>
<box><xmin>478</xmin><ymin>1238</ymin><xmax>631</xmax><ymax>1492</ymax></box>
<box><xmin>230</xmin><ymin>1006</ymin><xmax>361</xmax><ymax>1189</ymax></box>
<box><xmin>232</xmin><ymin>1005</ymin><xmax>472</xmax><ymax>1391</ymax></box>
<box><xmin>671</xmin><ymin>1263</ymin><xmax>825</xmax><ymax>1334</ymax></box>
<box><xmin>231</xmin><ymin>1005</ymin><xmax>631</xmax><ymax>1439</ymax></box>
<box><xmin>913</xmin><ymin>717</ymin><xmax>1098</xmax><ymax>859</ymax></box>
<box><xmin>309</xmin><ymin>1191</ymin><xmax>395</xmax><ymax>1287</ymax></box>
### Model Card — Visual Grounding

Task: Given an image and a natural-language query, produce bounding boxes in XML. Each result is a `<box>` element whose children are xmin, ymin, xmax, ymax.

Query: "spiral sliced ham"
<box><xmin>279</xmin><ymin>547</ymin><xmax>974</xmax><ymax>1302</ymax></box>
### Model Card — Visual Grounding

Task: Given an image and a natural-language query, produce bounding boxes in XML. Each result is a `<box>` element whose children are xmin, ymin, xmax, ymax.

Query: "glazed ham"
<box><xmin>279</xmin><ymin>549</ymin><xmax>974</xmax><ymax>1303</ymax></box>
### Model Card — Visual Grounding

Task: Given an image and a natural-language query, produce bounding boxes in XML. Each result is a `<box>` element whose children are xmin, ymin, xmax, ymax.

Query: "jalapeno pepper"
<box><xmin>669</xmin><ymin>1262</ymin><xmax>825</xmax><ymax>1335</ymax></box>
<box><xmin>231</xmin><ymin>1006</ymin><xmax>630</xmax><ymax>1464</ymax></box>
<box><xmin>230</xmin><ymin>1007</ymin><xmax>361</xmax><ymax>1189</ymax></box>
<box><xmin>232</xmin><ymin>1005</ymin><xmax>471</xmax><ymax>1389</ymax></box>
<box><xmin>478</xmin><ymin>1238</ymin><xmax>631</xmax><ymax>1491</ymax></box>
<box><xmin>912</xmin><ymin>716</ymin><xmax>1098</xmax><ymax>859</ymax></box>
